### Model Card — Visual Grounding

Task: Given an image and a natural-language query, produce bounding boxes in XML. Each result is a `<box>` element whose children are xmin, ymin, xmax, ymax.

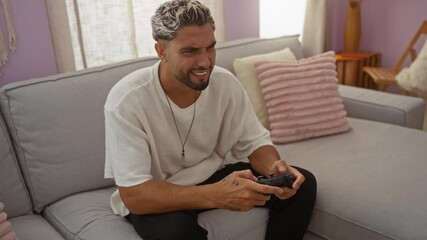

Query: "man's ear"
<box><xmin>155</xmin><ymin>41</ymin><xmax>167</xmax><ymax>63</ymax></box>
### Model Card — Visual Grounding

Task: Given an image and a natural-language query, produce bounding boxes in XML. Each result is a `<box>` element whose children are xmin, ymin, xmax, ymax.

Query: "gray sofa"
<box><xmin>1</xmin><ymin>35</ymin><xmax>426</xmax><ymax>240</ymax></box>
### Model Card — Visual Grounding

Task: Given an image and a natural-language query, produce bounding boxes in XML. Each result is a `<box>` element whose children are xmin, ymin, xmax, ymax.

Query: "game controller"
<box><xmin>257</xmin><ymin>173</ymin><xmax>296</xmax><ymax>188</ymax></box>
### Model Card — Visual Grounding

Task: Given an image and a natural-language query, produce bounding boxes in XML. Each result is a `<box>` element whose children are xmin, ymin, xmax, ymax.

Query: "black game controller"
<box><xmin>257</xmin><ymin>173</ymin><xmax>296</xmax><ymax>189</ymax></box>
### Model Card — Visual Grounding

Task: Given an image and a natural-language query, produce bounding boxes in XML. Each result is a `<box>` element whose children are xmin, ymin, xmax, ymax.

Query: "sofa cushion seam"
<box><xmin>39</xmin><ymin>215</ymin><xmax>67</xmax><ymax>239</ymax></box>
<box><xmin>43</xmin><ymin>207</ymin><xmax>83</xmax><ymax>240</ymax></box>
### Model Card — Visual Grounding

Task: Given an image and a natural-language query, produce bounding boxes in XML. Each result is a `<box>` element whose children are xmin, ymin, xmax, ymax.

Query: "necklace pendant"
<box><xmin>181</xmin><ymin>150</ymin><xmax>185</xmax><ymax>161</ymax></box>
<box><xmin>160</xmin><ymin>86</ymin><xmax>197</xmax><ymax>165</ymax></box>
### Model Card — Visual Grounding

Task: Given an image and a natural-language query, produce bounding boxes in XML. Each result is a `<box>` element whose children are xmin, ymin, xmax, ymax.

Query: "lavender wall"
<box><xmin>1</xmin><ymin>0</ymin><xmax>426</xmax><ymax>86</ymax></box>
<box><xmin>329</xmin><ymin>0</ymin><xmax>427</xmax><ymax>68</ymax></box>
<box><xmin>0</xmin><ymin>0</ymin><xmax>56</xmax><ymax>86</ymax></box>
<box><xmin>223</xmin><ymin>0</ymin><xmax>259</xmax><ymax>40</ymax></box>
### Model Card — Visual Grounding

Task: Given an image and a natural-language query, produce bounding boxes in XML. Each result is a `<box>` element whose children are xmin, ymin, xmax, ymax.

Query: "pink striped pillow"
<box><xmin>254</xmin><ymin>51</ymin><xmax>351</xmax><ymax>144</ymax></box>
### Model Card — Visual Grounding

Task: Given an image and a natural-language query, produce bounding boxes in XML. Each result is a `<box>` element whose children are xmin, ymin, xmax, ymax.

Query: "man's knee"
<box><xmin>297</xmin><ymin>167</ymin><xmax>317</xmax><ymax>201</ymax></box>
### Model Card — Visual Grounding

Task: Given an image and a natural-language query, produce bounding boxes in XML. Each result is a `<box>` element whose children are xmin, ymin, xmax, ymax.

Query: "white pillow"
<box><xmin>233</xmin><ymin>48</ymin><xmax>296</xmax><ymax>129</ymax></box>
<box><xmin>396</xmin><ymin>39</ymin><xmax>427</xmax><ymax>98</ymax></box>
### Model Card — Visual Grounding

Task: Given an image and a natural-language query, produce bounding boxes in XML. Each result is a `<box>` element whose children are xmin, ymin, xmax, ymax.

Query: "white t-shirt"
<box><xmin>104</xmin><ymin>62</ymin><xmax>273</xmax><ymax>216</ymax></box>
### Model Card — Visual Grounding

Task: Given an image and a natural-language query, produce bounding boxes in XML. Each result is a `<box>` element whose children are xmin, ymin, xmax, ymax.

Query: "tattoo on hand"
<box><xmin>232</xmin><ymin>180</ymin><xmax>240</xmax><ymax>186</ymax></box>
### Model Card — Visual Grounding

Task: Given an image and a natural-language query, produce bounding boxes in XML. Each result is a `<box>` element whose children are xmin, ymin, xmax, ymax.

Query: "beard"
<box><xmin>174</xmin><ymin>67</ymin><xmax>212</xmax><ymax>91</ymax></box>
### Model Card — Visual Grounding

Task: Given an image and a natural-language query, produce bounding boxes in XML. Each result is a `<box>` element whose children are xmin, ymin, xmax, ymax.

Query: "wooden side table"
<box><xmin>335</xmin><ymin>52</ymin><xmax>381</xmax><ymax>89</ymax></box>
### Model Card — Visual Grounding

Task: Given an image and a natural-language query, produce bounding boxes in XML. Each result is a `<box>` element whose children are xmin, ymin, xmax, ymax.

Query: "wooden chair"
<box><xmin>363</xmin><ymin>20</ymin><xmax>427</xmax><ymax>92</ymax></box>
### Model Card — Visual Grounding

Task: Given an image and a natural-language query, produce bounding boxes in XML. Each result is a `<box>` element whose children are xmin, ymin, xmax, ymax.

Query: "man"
<box><xmin>104</xmin><ymin>0</ymin><xmax>316</xmax><ymax>239</ymax></box>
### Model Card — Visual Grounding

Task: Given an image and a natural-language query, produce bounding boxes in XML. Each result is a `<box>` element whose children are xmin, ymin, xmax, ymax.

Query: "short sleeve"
<box><xmin>231</xmin><ymin>91</ymin><xmax>273</xmax><ymax>159</ymax></box>
<box><xmin>104</xmin><ymin>106</ymin><xmax>152</xmax><ymax>187</ymax></box>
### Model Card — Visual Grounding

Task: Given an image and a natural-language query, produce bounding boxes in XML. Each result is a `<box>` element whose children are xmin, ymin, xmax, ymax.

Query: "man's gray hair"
<box><xmin>151</xmin><ymin>0</ymin><xmax>215</xmax><ymax>41</ymax></box>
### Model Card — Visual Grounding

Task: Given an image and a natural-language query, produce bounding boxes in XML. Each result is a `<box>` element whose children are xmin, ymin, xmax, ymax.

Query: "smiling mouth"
<box><xmin>192</xmin><ymin>69</ymin><xmax>209</xmax><ymax>76</ymax></box>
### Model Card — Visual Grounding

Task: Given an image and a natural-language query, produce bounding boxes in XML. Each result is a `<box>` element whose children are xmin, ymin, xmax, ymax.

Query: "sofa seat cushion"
<box><xmin>42</xmin><ymin>187</ymin><xmax>140</xmax><ymax>240</ymax></box>
<box><xmin>276</xmin><ymin>117</ymin><xmax>427</xmax><ymax>240</ymax></box>
<box><xmin>9</xmin><ymin>214</ymin><xmax>64</xmax><ymax>240</ymax></box>
<box><xmin>42</xmin><ymin>187</ymin><xmax>272</xmax><ymax>240</ymax></box>
<box><xmin>198</xmin><ymin>208</ymin><xmax>267</xmax><ymax>240</ymax></box>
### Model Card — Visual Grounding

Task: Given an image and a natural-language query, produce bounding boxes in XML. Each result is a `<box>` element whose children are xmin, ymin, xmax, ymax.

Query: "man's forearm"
<box><xmin>248</xmin><ymin>145</ymin><xmax>282</xmax><ymax>177</ymax></box>
<box><xmin>119</xmin><ymin>180</ymin><xmax>217</xmax><ymax>215</ymax></box>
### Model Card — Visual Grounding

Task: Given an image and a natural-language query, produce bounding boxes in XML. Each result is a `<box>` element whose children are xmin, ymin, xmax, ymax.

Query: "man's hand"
<box><xmin>211</xmin><ymin>170</ymin><xmax>283</xmax><ymax>211</ymax></box>
<box><xmin>268</xmin><ymin>160</ymin><xmax>305</xmax><ymax>200</ymax></box>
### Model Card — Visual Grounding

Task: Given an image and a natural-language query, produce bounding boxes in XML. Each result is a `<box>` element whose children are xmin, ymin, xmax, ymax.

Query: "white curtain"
<box><xmin>259</xmin><ymin>0</ymin><xmax>326</xmax><ymax>58</ymax></box>
<box><xmin>302</xmin><ymin>0</ymin><xmax>326</xmax><ymax>57</ymax></box>
<box><xmin>45</xmin><ymin>0</ymin><xmax>224</xmax><ymax>73</ymax></box>
<box><xmin>0</xmin><ymin>0</ymin><xmax>16</xmax><ymax>70</ymax></box>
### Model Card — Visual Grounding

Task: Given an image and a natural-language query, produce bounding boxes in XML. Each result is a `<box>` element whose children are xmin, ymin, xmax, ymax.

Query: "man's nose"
<box><xmin>197</xmin><ymin>51</ymin><xmax>211</xmax><ymax>67</ymax></box>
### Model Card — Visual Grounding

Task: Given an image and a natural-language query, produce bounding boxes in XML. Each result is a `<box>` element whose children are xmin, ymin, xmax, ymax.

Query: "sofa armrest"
<box><xmin>339</xmin><ymin>85</ymin><xmax>426</xmax><ymax>129</ymax></box>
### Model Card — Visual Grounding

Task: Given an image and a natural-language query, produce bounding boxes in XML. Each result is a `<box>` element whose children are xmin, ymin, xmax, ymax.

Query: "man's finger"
<box><xmin>235</xmin><ymin>169</ymin><xmax>257</xmax><ymax>181</ymax></box>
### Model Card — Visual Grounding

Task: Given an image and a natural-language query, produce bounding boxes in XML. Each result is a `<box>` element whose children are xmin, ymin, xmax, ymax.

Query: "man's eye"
<box><xmin>183</xmin><ymin>49</ymin><xmax>196</xmax><ymax>54</ymax></box>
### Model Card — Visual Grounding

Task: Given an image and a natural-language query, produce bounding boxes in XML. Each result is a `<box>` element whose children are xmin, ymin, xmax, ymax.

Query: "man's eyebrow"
<box><xmin>181</xmin><ymin>41</ymin><xmax>217</xmax><ymax>51</ymax></box>
<box><xmin>179</xmin><ymin>46</ymin><xmax>199</xmax><ymax>53</ymax></box>
<box><xmin>208</xmin><ymin>41</ymin><xmax>217</xmax><ymax>48</ymax></box>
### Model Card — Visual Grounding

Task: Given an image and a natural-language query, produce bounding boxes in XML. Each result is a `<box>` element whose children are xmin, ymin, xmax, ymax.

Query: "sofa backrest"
<box><xmin>0</xmin><ymin>110</ymin><xmax>33</xmax><ymax>218</ymax></box>
<box><xmin>0</xmin><ymin>35</ymin><xmax>302</xmax><ymax>213</ymax></box>
<box><xmin>215</xmin><ymin>35</ymin><xmax>303</xmax><ymax>72</ymax></box>
<box><xmin>0</xmin><ymin>57</ymin><xmax>160</xmax><ymax>212</ymax></box>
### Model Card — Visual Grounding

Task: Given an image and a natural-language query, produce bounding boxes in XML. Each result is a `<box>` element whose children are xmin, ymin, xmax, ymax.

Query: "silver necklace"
<box><xmin>160</xmin><ymin>80</ymin><xmax>197</xmax><ymax>161</ymax></box>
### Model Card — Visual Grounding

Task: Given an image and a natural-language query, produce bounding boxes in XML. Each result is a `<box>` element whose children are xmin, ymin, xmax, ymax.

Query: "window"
<box><xmin>46</xmin><ymin>0</ymin><xmax>325</xmax><ymax>72</ymax></box>
<box><xmin>46</xmin><ymin>0</ymin><xmax>224</xmax><ymax>72</ymax></box>
<box><xmin>260</xmin><ymin>0</ymin><xmax>327</xmax><ymax>58</ymax></box>
<box><xmin>259</xmin><ymin>0</ymin><xmax>307</xmax><ymax>39</ymax></box>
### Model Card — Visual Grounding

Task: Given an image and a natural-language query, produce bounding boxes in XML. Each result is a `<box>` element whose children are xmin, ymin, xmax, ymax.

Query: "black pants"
<box><xmin>126</xmin><ymin>162</ymin><xmax>317</xmax><ymax>240</ymax></box>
